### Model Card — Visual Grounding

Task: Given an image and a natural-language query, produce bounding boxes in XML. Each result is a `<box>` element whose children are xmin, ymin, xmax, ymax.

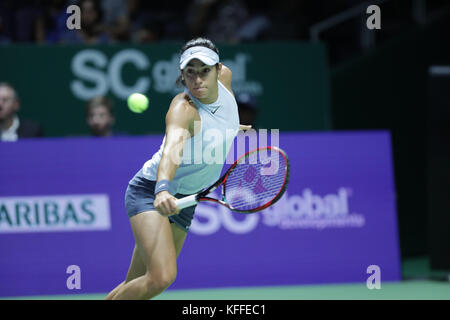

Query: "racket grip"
<box><xmin>175</xmin><ymin>194</ymin><xmax>198</xmax><ymax>210</ymax></box>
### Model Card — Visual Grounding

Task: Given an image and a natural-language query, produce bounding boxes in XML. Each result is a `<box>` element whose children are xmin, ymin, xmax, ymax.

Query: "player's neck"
<box><xmin>197</xmin><ymin>83</ymin><xmax>219</xmax><ymax>105</ymax></box>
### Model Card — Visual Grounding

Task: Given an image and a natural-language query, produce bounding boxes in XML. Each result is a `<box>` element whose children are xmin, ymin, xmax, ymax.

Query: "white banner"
<box><xmin>0</xmin><ymin>194</ymin><xmax>111</xmax><ymax>233</ymax></box>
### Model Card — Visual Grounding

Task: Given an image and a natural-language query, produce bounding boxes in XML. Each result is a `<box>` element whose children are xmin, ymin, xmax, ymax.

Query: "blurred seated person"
<box><xmin>0</xmin><ymin>82</ymin><xmax>44</xmax><ymax>142</ymax></box>
<box><xmin>100</xmin><ymin>0</ymin><xmax>130</xmax><ymax>42</ymax></box>
<box><xmin>85</xmin><ymin>96</ymin><xmax>121</xmax><ymax>137</ymax></box>
<box><xmin>0</xmin><ymin>15</ymin><xmax>11</xmax><ymax>44</ymax></box>
<box><xmin>61</xmin><ymin>0</ymin><xmax>110</xmax><ymax>44</ymax></box>
<box><xmin>132</xmin><ymin>18</ymin><xmax>164</xmax><ymax>43</ymax></box>
<box><xmin>33</xmin><ymin>0</ymin><xmax>73</xmax><ymax>44</ymax></box>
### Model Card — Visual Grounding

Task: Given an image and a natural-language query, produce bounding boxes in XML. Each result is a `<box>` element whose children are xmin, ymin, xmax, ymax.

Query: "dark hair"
<box><xmin>176</xmin><ymin>37</ymin><xmax>220</xmax><ymax>87</ymax></box>
<box><xmin>78</xmin><ymin>0</ymin><xmax>104</xmax><ymax>24</ymax></box>
<box><xmin>85</xmin><ymin>96</ymin><xmax>114</xmax><ymax>117</ymax></box>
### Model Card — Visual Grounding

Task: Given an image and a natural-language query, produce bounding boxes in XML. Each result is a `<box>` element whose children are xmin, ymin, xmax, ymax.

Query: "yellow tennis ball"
<box><xmin>127</xmin><ymin>93</ymin><xmax>149</xmax><ymax>113</ymax></box>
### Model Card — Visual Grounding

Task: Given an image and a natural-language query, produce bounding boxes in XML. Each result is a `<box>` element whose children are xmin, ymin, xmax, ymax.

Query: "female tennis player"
<box><xmin>106</xmin><ymin>38</ymin><xmax>249</xmax><ymax>300</ymax></box>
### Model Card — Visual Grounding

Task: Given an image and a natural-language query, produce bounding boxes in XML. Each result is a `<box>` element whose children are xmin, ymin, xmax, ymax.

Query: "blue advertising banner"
<box><xmin>0</xmin><ymin>131</ymin><xmax>400</xmax><ymax>297</ymax></box>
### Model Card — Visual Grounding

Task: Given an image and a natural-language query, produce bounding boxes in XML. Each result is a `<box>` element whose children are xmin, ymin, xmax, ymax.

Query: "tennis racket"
<box><xmin>175</xmin><ymin>146</ymin><xmax>290</xmax><ymax>213</ymax></box>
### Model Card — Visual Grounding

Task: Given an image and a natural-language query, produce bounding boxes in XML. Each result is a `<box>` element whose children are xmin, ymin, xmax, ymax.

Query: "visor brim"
<box><xmin>180</xmin><ymin>54</ymin><xmax>218</xmax><ymax>69</ymax></box>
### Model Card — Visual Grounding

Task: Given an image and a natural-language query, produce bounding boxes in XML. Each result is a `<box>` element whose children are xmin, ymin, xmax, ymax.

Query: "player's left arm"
<box><xmin>219</xmin><ymin>64</ymin><xmax>252</xmax><ymax>131</ymax></box>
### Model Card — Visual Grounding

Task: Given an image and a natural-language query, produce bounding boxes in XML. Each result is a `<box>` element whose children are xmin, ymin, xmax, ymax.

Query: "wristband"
<box><xmin>155</xmin><ymin>179</ymin><xmax>170</xmax><ymax>195</ymax></box>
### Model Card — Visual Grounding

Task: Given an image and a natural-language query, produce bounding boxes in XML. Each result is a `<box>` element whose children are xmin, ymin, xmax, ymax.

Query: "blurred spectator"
<box><xmin>15</xmin><ymin>1</ymin><xmax>44</xmax><ymax>42</ymax></box>
<box><xmin>100</xmin><ymin>0</ymin><xmax>129</xmax><ymax>41</ymax></box>
<box><xmin>0</xmin><ymin>0</ymin><xmax>432</xmax><ymax>46</ymax></box>
<box><xmin>0</xmin><ymin>1</ymin><xmax>13</xmax><ymax>43</ymax></box>
<box><xmin>0</xmin><ymin>82</ymin><xmax>44</xmax><ymax>142</ymax></box>
<box><xmin>186</xmin><ymin>0</ymin><xmax>270</xmax><ymax>43</ymax></box>
<box><xmin>35</xmin><ymin>0</ymin><xmax>128</xmax><ymax>44</ymax></box>
<box><xmin>236</xmin><ymin>93</ymin><xmax>259</xmax><ymax>128</ymax></box>
<box><xmin>60</xmin><ymin>0</ymin><xmax>110</xmax><ymax>44</ymax></box>
<box><xmin>85</xmin><ymin>96</ymin><xmax>118</xmax><ymax>137</ymax></box>
<box><xmin>127</xmin><ymin>0</ymin><xmax>188</xmax><ymax>43</ymax></box>
<box><xmin>264</xmin><ymin>0</ymin><xmax>308</xmax><ymax>40</ymax></box>
<box><xmin>132</xmin><ymin>18</ymin><xmax>164</xmax><ymax>43</ymax></box>
<box><xmin>100</xmin><ymin>0</ymin><xmax>126</xmax><ymax>27</ymax></box>
<box><xmin>34</xmin><ymin>0</ymin><xmax>70</xmax><ymax>44</ymax></box>
<box><xmin>0</xmin><ymin>15</ymin><xmax>11</xmax><ymax>44</ymax></box>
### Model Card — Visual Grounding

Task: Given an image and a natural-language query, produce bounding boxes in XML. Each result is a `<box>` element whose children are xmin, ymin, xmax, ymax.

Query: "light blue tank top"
<box><xmin>137</xmin><ymin>81</ymin><xmax>240</xmax><ymax>195</ymax></box>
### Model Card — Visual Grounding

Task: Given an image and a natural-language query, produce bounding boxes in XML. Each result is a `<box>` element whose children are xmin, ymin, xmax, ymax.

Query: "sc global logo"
<box><xmin>191</xmin><ymin>204</ymin><xmax>259</xmax><ymax>235</ymax></box>
<box><xmin>70</xmin><ymin>49</ymin><xmax>258</xmax><ymax>101</ymax></box>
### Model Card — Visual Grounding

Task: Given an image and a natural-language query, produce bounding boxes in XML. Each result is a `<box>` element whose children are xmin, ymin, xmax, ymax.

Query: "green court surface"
<box><xmin>2</xmin><ymin>257</ymin><xmax>449</xmax><ymax>300</ymax></box>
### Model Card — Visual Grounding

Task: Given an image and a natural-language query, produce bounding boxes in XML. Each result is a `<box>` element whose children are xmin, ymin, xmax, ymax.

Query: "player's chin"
<box><xmin>191</xmin><ymin>88</ymin><xmax>208</xmax><ymax>98</ymax></box>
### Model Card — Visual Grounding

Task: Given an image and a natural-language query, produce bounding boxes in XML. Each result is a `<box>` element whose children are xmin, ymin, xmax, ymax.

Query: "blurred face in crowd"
<box><xmin>0</xmin><ymin>86</ymin><xmax>19</xmax><ymax>122</ymax></box>
<box><xmin>87</xmin><ymin>105</ymin><xmax>115</xmax><ymax>136</ymax></box>
<box><xmin>81</xmin><ymin>0</ymin><xmax>99</xmax><ymax>29</ymax></box>
<box><xmin>182</xmin><ymin>59</ymin><xmax>220</xmax><ymax>104</ymax></box>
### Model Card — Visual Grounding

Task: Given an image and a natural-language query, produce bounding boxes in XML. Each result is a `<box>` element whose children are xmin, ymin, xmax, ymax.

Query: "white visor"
<box><xmin>179</xmin><ymin>46</ymin><xmax>220</xmax><ymax>69</ymax></box>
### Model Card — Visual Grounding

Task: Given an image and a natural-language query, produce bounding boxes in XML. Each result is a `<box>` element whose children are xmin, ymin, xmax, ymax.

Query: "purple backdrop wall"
<box><xmin>0</xmin><ymin>131</ymin><xmax>401</xmax><ymax>297</ymax></box>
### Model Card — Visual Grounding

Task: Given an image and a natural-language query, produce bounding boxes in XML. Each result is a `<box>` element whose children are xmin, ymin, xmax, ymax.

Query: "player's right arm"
<box><xmin>154</xmin><ymin>93</ymin><xmax>199</xmax><ymax>217</ymax></box>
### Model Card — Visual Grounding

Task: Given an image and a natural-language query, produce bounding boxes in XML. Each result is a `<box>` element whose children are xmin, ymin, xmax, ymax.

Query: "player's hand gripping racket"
<box><xmin>175</xmin><ymin>146</ymin><xmax>290</xmax><ymax>213</ymax></box>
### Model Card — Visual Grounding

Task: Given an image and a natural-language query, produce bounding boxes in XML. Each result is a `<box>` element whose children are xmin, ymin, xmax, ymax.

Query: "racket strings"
<box><xmin>226</xmin><ymin>169</ymin><xmax>285</xmax><ymax>210</ymax></box>
<box><xmin>224</xmin><ymin>151</ymin><xmax>286</xmax><ymax>211</ymax></box>
<box><xmin>227</xmin><ymin>174</ymin><xmax>285</xmax><ymax>209</ymax></box>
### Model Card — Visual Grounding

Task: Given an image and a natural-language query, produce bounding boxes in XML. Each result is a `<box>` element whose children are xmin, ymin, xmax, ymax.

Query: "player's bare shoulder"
<box><xmin>166</xmin><ymin>92</ymin><xmax>200</xmax><ymax>133</ymax></box>
<box><xmin>219</xmin><ymin>64</ymin><xmax>233</xmax><ymax>94</ymax></box>
<box><xmin>168</xmin><ymin>93</ymin><xmax>197</xmax><ymax>116</ymax></box>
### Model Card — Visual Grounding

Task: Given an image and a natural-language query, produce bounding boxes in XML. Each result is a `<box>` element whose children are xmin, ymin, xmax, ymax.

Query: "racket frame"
<box><xmin>195</xmin><ymin>146</ymin><xmax>290</xmax><ymax>213</ymax></box>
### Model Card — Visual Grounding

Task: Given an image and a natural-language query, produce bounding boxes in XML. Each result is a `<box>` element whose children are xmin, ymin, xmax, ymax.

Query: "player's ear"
<box><xmin>180</xmin><ymin>68</ymin><xmax>185</xmax><ymax>81</ymax></box>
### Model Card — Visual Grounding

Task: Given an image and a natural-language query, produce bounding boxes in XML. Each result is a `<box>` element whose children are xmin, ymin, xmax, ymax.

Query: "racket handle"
<box><xmin>175</xmin><ymin>194</ymin><xmax>198</xmax><ymax>210</ymax></box>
